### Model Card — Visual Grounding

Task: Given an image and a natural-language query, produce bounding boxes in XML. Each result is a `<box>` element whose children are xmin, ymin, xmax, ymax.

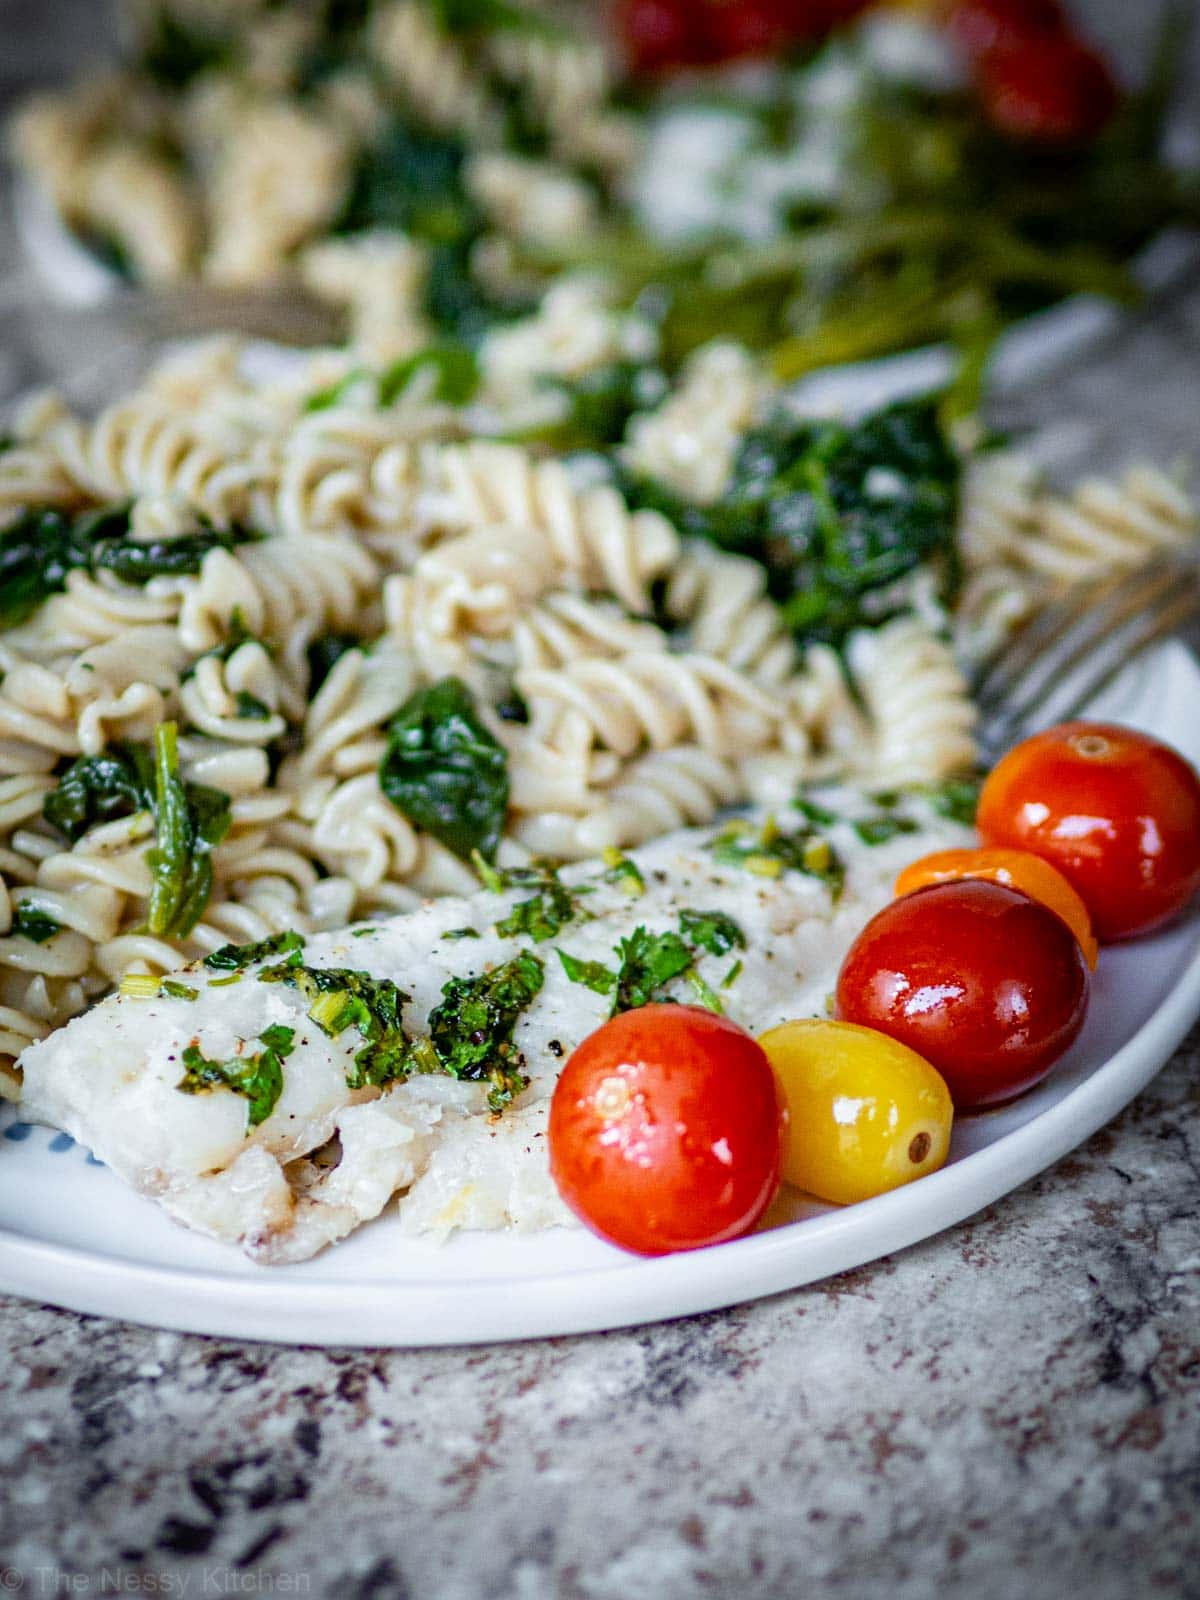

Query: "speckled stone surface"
<box><xmin>2</xmin><ymin>2</ymin><xmax>1200</xmax><ymax>1595</ymax></box>
<box><xmin>2</xmin><ymin>1028</ymin><xmax>1200</xmax><ymax>1598</ymax></box>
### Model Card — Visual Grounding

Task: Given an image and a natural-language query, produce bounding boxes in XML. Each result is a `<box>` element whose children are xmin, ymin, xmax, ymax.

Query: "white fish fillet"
<box><xmin>17</xmin><ymin>795</ymin><xmax>970</xmax><ymax>1261</ymax></box>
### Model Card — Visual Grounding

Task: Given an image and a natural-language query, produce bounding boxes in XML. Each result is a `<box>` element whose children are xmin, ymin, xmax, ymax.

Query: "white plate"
<box><xmin>1</xmin><ymin>641</ymin><xmax>1198</xmax><ymax>1346</ymax></box>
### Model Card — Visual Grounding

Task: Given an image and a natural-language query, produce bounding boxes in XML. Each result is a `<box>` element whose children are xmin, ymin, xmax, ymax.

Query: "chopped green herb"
<box><xmin>556</xmin><ymin>949</ymin><xmax>617</xmax><ymax>998</ymax></box>
<box><xmin>685</xmin><ymin>969</ymin><xmax>724</xmax><ymax>1014</ymax></box>
<box><xmin>442</xmin><ymin>926</ymin><xmax>481</xmax><ymax>940</ymax></box>
<box><xmin>9</xmin><ymin>903</ymin><xmax>61</xmax><ymax>944</ymax></box>
<box><xmin>428</xmin><ymin>0</ymin><xmax>560</xmax><ymax>36</ymax></box>
<box><xmin>677</xmin><ymin>909</ymin><xmax>745</xmax><ymax>958</ymax></box>
<box><xmin>207</xmin><ymin>974</ymin><xmax>243</xmax><ymax>988</ymax></box>
<box><xmin>852</xmin><ymin>815</ymin><xmax>921</xmax><ymax>846</ymax></box>
<box><xmin>601</xmin><ymin>847</ymin><xmax>644</xmax><ymax>898</ymax></box>
<box><xmin>379</xmin><ymin>677</ymin><xmax>509</xmax><ymax>862</ymax></box>
<box><xmin>427</xmin><ymin>951</ymin><xmax>544</xmax><ymax>1110</ymax></box>
<box><xmin>794</xmin><ymin>796</ymin><xmax>838</xmax><ymax>827</ymax></box>
<box><xmin>160</xmin><ymin>980</ymin><xmax>199</xmax><ymax>1002</ymax></box>
<box><xmin>923</xmin><ymin>777</ymin><xmax>982</xmax><ymax>827</ymax></box>
<box><xmin>488</xmin><ymin>860</ymin><xmax>591</xmax><ymax>943</ymax></box>
<box><xmin>351</xmin><ymin>927</ymin><xmax>379</xmax><ymax>939</ymax></box>
<box><xmin>558</xmin><ymin>926</ymin><xmax>694</xmax><ymax>1017</ymax></box>
<box><xmin>145</xmin><ymin>724</ymin><xmax>232</xmax><ymax>938</ymax></box>
<box><xmin>721</xmin><ymin>959</ymin><xmax>743</xmax><ymax>989</ymax></box>
<box><xmin>177</xmin><ymin>1024</ymin><xmax>296</xmax><ymax>1131</ymax></box>
<box><xmin>118</xmin><ymin>973</ymin><xmax>163</xmax><ymax>1000</ymax></box>
<box><xmin>204</xmin><ymin>930</ymin><xmax>306</xmax><ymax>972</ymax></box>
<box><xmin>258</xmin><ymin>963</ymin><xmax>413</xmax><ymax>1091</ymax></box>
<box><xmin>710</xmin><ymin>816</ymin><xmax>845</xmax><ymax>900</ymax></box>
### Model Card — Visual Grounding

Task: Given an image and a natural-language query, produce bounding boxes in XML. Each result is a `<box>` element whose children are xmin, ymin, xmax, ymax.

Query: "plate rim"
<box><xmin>1</xmin><ymin>921</ymin><xmax>1197</xmax><ymax>1347</ymax></box>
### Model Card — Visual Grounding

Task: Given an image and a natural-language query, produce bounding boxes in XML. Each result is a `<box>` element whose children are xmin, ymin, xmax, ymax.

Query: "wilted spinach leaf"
<box><xmin>621</xmin><ymin>397</ymin><xmax>961</xmax><ymax>647</ymax></box>
<box><xmin>145</xmin><ymin>723</ymin><xmax>232</xmax><ymax>938</ymax></box>
<box><xmin>9</xmin><ymin>903</ymin><xmax>61</xmax><ymax>944</ymax></box>
<box><xmin>379</xmin><ymin>677</ymin><xmax>509</xmax><ymax>862</ymax></box>
<box><xmin>43</xmin><ymin>744</ymin><xmax>156</xmax><ymax>842</ymax></box>
<box><xmin>0</xmin><ymin>501</ymin><xmax>259</xmax><ymax>626</ymax></box>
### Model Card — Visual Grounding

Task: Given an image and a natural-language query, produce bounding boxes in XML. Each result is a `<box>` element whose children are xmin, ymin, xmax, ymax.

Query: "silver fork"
<box><xmin>971</xmin><ymin>552</ymin><xmax>1200</xmax><ymax>763</ymax></box>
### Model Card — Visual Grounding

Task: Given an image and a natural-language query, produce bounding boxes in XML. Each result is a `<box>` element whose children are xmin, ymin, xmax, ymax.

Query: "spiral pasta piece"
<box><xmin>517</xmin><ymin>650</ymin><xmax>781</xmax><ymax>759</ymax></box>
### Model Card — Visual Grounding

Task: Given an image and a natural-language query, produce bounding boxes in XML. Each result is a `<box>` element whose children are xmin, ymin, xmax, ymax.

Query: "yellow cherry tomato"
<box><xmin>758</xmin><ymin>1019</ymin><xmax>953</xmax><ymax>1205</ymax></box>
<box><xmin>894</xmin><ymin>846</ymin><xmax>1099</xmax><ymax>969</ymax></box>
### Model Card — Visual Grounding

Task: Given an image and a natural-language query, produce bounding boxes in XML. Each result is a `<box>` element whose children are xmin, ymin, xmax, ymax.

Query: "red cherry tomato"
<box><xmin>548</xmin><ymin>1005</ymin><xmax>784</xmax><ymax>1254</ymax></box>
<box><xmin>975</xmin><ymin>36</ymin><xmax>1118</xmax><ymax>143</ymax></box>
<box><xmin>977</xmin><ymin>722</ymin><xmax>1200</xmax><ymax>940</ymax></box>
<box><xmin>617</xmin><ymin>0</ymin><xmax>712</xmax><ymax>72</ymax></box>
<box><xmin>949</xmin><ymin>0</ymin><xmax>1066</xmax><ymax>60</ymax></box>
<box><xmin>836</xmin><ymin>879</ymin><xmax>1089</xmax><ymax>1109</ymax></box>
<box><xmin>702</xmin><ymin>0</ymin><xmax>868</xmax><ymax>62</ymax></box>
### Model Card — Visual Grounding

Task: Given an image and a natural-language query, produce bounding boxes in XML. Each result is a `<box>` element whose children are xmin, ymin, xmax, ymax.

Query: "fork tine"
<box><xmin>977</xmin><ymin>577</ymin><xmax>1200</xmax><ymax>759</ymax></box>
<box><xmin>972</xmin><ymin>559</ymin><xmax>1179</xmax><ymax>714</ymax></box>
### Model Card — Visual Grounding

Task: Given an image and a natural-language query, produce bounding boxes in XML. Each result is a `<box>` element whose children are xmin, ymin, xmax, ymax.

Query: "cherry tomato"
<box><xmin>759</xmin><ymin>1018</ymin><xmax>952</xmax><ymax>1205</ymax></box>
<box><xmin>617</xmin><ymin>0</ymin><xmax>712</xmax><ymax>72</ymax></box>
<box><xmin>836</xmin><ymin>879</ymin><xmax>1089</xmax><ymax>1109</ymax></box>
<box><xmin>948</xmin><ymin>0</ymin><xmax>1066</xmax><ymax>60</ymax></box>
<box><xmin>703</xmin><ymin>0</ymin><xmax>870</xmax><ymax>61</ymax></box>
<box><xmin>548</xmin><ymin>1005</ymin><xmax>783</xmax><ymax>1254</ymax></box>
<box><xmin>975</xmin><ymin>36</ymin><xmax>1118</xmax><ymax>143</ymax></box>
<box><xmin>977</xmin><ymin>722</ymin><xmax>1200</xmax><ymax>940</ymax></box>
<box><xmin>895</xmin><ymin>846</ymin><xmax>1098</xmax><ymax>968</ymax></box>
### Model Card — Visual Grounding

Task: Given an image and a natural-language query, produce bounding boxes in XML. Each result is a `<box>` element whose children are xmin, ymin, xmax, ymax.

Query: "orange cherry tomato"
<box><xmin>977</xmin><ymin>722</ymin><xmax>1200</xmax><ymax>941</ymax></box>
<box><xmin>895</xmin><ymin>846</ymin><xmax>1098</xmax><ymax>968</ymax></box>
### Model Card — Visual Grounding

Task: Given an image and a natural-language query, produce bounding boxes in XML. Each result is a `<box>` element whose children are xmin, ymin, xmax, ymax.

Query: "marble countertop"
<box><xmin>2</xmin><ymin>3</ymin><xmax>1200</xmax><ymax>1596</ymax></box>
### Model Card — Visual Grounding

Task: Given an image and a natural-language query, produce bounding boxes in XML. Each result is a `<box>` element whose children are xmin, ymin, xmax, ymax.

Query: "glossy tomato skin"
<box><xmin>894</xmin><ymin>845</ymin><xmax>1098</xmax><ymax>968</ymax></box>
<box><xmin>835</xmin><ymin>880</ymin><xmax>1089</xmax><ymax>1110</ymax></box>
<box><xmin>975</xmin><ymin>37</ymin><xmax>1118</xmax><ymax>143</ymax></box>
<box><xmin>977</xmin><ymin>722</ymin><xmax>1200</xmax><ymax>940</ymax></box>
<box><xmin>949</xmin><ymin>0</ymin><xmax>1067</xmax><ymax>61</ymax></box>
<box><xmin>617</xmin><ymin>0</ymin><xmax>711</xmax><ymax>71</ymax></box>
<box><xmin>548</xmin><ymin>1005</ymin><xmax>784</xmax><ymax>1255</ymax></box>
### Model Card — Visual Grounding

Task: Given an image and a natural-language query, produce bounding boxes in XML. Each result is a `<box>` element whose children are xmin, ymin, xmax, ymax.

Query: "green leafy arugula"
<box><xmin>427</xmin><ymin>950</ymin><xmax>544</xmax><ymax>1110</ymax></box>
<box><xmin>379</xmin><ymin>678</ymin><xmax>510</xmax><ymax>862</ymax></box>
<box><xmin>177</xmin><ymin>1024</ymin><xmax>296</xmax><ymax>1130</ymax></box>
<box><xmin>0</xmin><ymin>502</ymin><xmax>260</xmax><ymax>628</ymax></box>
